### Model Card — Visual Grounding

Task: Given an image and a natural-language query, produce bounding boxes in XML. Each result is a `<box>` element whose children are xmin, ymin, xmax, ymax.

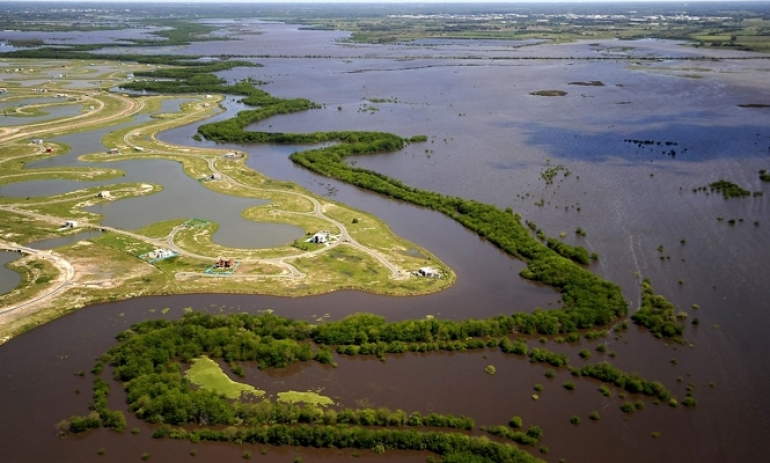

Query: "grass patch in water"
<box><xmin>529</xmin><ymin>90</ymin><xmax>567</xmax><ymax>97</ymax></box>
<box><xmin>276</xmin><ymin>390</ymin><xmax>334</xmax><ymax>406</ymax></box>
<box><xmin>185</xmin><ymin>356</ymin><xmax>264</xmax><ymax>399</ymax></box>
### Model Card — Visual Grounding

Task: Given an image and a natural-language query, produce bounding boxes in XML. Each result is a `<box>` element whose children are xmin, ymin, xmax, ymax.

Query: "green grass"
<box><xmin>276</xmin><ymin>390</ymin><xmax>334</xmax><ymax>406</ymax></box>
<box><xmin>133</xmin><ymin>219</ymin><xmax>187</xmax><ymax>238</ymax></box>
<box><xmin>185</xmin><ymin>356</ymin><xmax>264</xmax><ymax>399</ymax></box>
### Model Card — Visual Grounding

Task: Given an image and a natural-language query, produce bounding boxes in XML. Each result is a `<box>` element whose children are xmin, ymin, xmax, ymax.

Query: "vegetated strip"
<box><xmin>60</xmin><ymin>312</ymin><xmax>547</xmax><ymax>463</ymax></box>
<box><xmin>190</xmin><ymin>83</ymin><xmax>626</xmax><ymax>335</ymax></box>
<box><xmin>61</xmin><ymin>312</ymin><xmax>675</xmax><ymax>440</ymax></box>
<box><xmin>631</xmin><ymin>278</ymin><xmax>685</xmax><ymax>340</ymax></box>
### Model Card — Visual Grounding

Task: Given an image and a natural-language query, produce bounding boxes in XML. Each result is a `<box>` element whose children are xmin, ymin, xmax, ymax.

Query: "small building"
<box><xmin>107</xmin><ymin>148</ymin><xmax>120</xmax><ymax>155</ymax></box>
<box><xmin>46</xmin><ymin>148</ymin><xmax>53</xmax><ymax>153</ymax></box>
<box><xmin>308</xmin><ymin>230</ymin><xmax>331</xmax><ymax>244</ymax></box>
<box><xmin>223</xmin><ymin>152</ymin><xmax>240</xmax><ymax>159</ymax></box>
<box><xmin>147</xmin><ymin>249</ymin><xmax>175</xmax><ymax>260</ymax></box>
<box><xmin>97</xmin><ymin>191</ymin><xmax>111</xmax><ymax>199</ymax></box>
<box><xmin>210</xmin><ymin>173</ymin><xmax>222</xmax><ymax>180</ymax></box>
<box><xmin>0</xmin><ymin>88</ymin><xmax>6</xmax><ymax>94</ymax></box>
<box><xmin>418</xmin><ymin>267</ymin><xmax>441</xmax><ymax>278</ymax></box>
<box><xmin>31</xmin><ymin>139</ymin><xmax>43</xmax><ymax>145</ymax></box>
<box><xmin>64</xmin><ymin>220</ymin><xmax>78</xmax><ymax>229</ymax></box>
<box><xmin>133</xmin><ymin>146</ymin><xmax>144</xmax><ymax>152</ymax></box>
<box><xmin>215</xmin><ymin>258</ymin><xmax>235</xmax><ymax>268</ymax></box>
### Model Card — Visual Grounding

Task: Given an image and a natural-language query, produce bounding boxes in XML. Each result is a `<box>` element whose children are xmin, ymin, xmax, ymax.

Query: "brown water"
<box><xmin>1</xmin><ymin>23</ymin><xmax>770</xmax><ymax>463</ymax></box>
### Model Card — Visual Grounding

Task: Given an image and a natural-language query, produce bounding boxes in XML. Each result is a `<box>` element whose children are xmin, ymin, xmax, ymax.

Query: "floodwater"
<box><xmin>1</xmin><ymin>22</ymin><xmax>770</xmax><ymax>463</ymax></box>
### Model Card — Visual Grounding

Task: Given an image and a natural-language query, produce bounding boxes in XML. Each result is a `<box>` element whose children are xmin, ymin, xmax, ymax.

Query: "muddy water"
<box><xmin>1</xmin><ymin>28</ymin><xmax>769</xmax><ymax>463</ymax></box>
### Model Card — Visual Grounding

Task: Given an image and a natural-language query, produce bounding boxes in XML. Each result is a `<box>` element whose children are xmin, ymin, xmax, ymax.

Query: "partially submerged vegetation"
<box><xmin>60</xmin><ymin>310</ymin><xmax>680</xmax><ymax>462</ymax></box>
<box><xmin>697</xmin><ymin>180</ymin><xmax>753</xmax><ymax>199</ymax></box>
<box><xmin>529</xmin><ymin>90</ymin><xmax>568</xmax><ymax>97</ymax></box>
<box><xmin>631</xmin><ymin>279</ymin><xmax>685</xmax><ymax>340</ymax></box>
<box><xmin>62</xmin><ymin>311</ymin><xmax>549</xmax><ymax>463</ymax></box>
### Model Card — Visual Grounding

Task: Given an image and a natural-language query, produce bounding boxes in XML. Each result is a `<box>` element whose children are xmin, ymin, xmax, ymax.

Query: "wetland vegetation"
<box><xmin>61</xmin><ymin>310</ymin><xmax>681</xmax><ymax>462</ymax></box>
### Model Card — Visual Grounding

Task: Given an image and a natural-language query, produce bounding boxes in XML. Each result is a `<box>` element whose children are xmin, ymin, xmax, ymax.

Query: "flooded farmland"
<box><xmin>1</xmin><ymin>19</ymin><xmax>769</xmax><ymax>463</ymax></box>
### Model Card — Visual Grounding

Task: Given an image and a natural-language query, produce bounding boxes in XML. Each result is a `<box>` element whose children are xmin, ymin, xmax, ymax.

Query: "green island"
<box><xmin>693</xmin><ymin>180</ymin><xmax>759</xmax><ymax>199</ymax></box>
<box><xmin>59</xmin><ymin>310</ymin><xmax>682</xmax><ymax>462</ymax></box>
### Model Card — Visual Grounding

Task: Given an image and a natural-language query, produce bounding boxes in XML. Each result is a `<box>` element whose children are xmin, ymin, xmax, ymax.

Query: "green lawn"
<box><xmin>185</xmin><ymin>356</ymin><xmax>264</xmax><ymax>399</ymax></box>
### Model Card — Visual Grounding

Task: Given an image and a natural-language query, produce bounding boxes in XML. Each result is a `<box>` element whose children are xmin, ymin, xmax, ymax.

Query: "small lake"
<box><xmin>0</xmin><ymin>103</ymin><xmax>83</xmax><ymax>126</ymax></box>
<box><xmin>0</xmin><ymin>251</ymin><xmax>22</xmax><ymax>295</ymax></box>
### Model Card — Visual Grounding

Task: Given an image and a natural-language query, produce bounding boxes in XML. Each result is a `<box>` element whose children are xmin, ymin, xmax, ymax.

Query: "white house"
<box><xmin>308</xmin><ymin>230</ymin><xmax>331</xmax><ymax>244</ymax></box>
<box><xmin>64</xmin><ymin>220</ymin><xmax>78</xmax><ymax>229</ymax></box>
<box><xmin>148</xmin><ymin>249</ymin><xmax>175</xmax><ymax>259</ymax></box>
<box><xmin>133</xmin><ymin>146</ymin><xmax>144</xmax><ymax>152</ymax></box>
<box><xmin>98</xmin><ymin>191</ymin><xmax>111</xmax><ymax>199</ymax></box>
<box><xmin>210</xmin><ymin>173</ymin><xmax>222</xmax><ymax>180</ymax></box>
<box><xmin>107</xmin><ymin>148</ymin><xmax>120</xmax><ymax>155</ymax></box>
<box><xmin>418</xmin><ymin>267</ymin><xmax>441</xmax><ymax>278</ymax></box>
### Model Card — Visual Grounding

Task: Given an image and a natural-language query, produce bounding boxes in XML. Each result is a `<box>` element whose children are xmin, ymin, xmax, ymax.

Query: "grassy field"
<box><xmin>185</xmin><ymin>356</ymin><xmax>265</xmax><ymax>399</ymax></box>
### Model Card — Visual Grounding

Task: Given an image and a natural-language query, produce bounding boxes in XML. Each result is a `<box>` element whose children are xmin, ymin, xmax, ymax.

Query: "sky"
<box><xmin>16</xmin><ymin>0</ymin><xmax>759</xmax><ymax>3</ymax></box>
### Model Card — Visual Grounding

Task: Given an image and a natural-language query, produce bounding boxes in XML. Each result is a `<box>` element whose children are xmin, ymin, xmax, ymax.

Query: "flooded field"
<box><xmin>1</xmin><ymin>21</ymin><xmax>769</xmax><ymax>463</ymax></box>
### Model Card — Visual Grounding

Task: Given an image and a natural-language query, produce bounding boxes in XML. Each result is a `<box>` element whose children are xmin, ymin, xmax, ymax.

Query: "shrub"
<box><xmin>563</xmin><ymin>381</ymin><xmax>575</xmax><ymax>391</ymax></box>
<box><xmin>620</xmin><ymin>402</ymin><xmax>635</xmax><ymax>413</ymax></box>
<box><xmin>588</xmin><ymin>411</ymin><xmax>600</xmax><ymax>421</ymax></box>
<box><xmin>509</xmin><ymin>416</ymin><xmax>523</xmax><ymax>428</ymax></box>
<box><xmin>570</xmin><ymin>415</ymin><xmax>580</xmax><ymax>425</ymax></box>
